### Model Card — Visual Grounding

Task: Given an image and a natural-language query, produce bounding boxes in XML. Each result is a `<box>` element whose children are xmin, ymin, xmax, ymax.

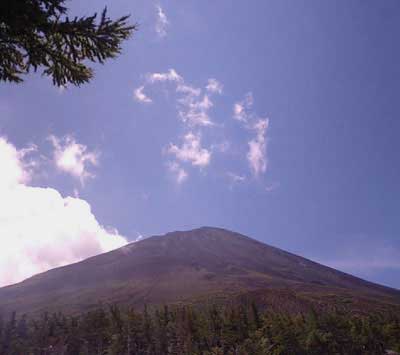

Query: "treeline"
<box><xmin>0</xmin><ymin>303</ymin><xmax>400</xmax><ymax>354</ymax></box>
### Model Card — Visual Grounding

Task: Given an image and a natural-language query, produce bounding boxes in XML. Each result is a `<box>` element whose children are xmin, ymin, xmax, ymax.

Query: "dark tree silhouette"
<box><xmin>0</xmin><ymin>0</ymin><xmax>136</xmax><ymax>86</ymax></box>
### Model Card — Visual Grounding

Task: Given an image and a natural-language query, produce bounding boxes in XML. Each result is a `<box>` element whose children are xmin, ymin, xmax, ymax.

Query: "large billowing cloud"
<box><xmin>0</xmin><ymin>137</ymin><xmax>31</xmax><ymax>189</ymax></box>
<box><xmin>0</xmin><ymin>137</ymin><xmax>127</xmax><ymax>287</ymax></box>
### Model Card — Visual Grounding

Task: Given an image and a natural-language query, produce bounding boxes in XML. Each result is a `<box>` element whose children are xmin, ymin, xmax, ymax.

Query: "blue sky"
<box><xmin>0</xmin><ymin>0</ymin><xmax>399</xmax><ymax>289</ymax></box>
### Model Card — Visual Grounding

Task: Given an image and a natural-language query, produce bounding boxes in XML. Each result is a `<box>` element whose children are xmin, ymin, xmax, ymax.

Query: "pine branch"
<box><xmin>0</xmin><ymin>1</ymin><xmax>137</xmax><ymax>86</ymax></box>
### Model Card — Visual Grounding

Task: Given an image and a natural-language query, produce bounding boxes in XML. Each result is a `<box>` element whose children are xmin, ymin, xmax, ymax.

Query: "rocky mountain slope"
<box><xmin>0</xmin><ymin>227</ymin><xmax>399</xmax><ymax>315</ymax></box>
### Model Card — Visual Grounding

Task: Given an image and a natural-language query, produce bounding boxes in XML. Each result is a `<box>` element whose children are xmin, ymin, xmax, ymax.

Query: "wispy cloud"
<box><xmin>0</xmin><ymin>137</ymin><xmax>126</xmax><ymax>286</ymax></box>
<box><xmin>174</xmin><ymin>76</ymin><xmax>220</xmax><ymax>128</ymax></box>
<box><xmin>148</xmin><ymin>68</ymin><xmax>182</xmax><ymax>83</ymax></box>
<box><xmin>247</xmin><ymin>119</ymin><xmax>269</xmax><ymax>177</ymax></box>
<box><xmin>138</xmin><ymin>69</ymin><xmax>221</xmax><ymax>127</ymax></box>
<box><xmin>155</xmin><ymin>5</ymin><xmax>169</xmax><ymax>38</ymax></box>
<box><xmin>233</xmin><ymin>92</ymin><xmax>270</xmax><ymax>177</ymax></box>
<box><xmin>177</xmin><ymin>83</ymin><xmax>201</xmax><ymax>96</ymax></box>
<box><xmin>135</xmin><ymin>70</ymin><xmax>272</xmax><ymax>184</ymax></box>
<box><xmin>167</xmin><ymin>132</ymin><xmax>211</xmax><ymax>168</ymax></box>
<box><xmin>178</xmin><ymin>93</ymin><xmax>214</xmax><ymax>127</ymax></box>
<box><xmin>134</xmin><ymin>69</ymin><xmax>224</xmax><ymax>183</ymax></box>
<box><xmin>206</xmin><ymin>78</ymin><xmax>223</xmax><ymax>94</ymax></box>
<box><xmin>133</xmin><ymin>86</ymin><xmax>152</xmax><ymax>103</ymax></box>
<box><xmin>167</xmin><ymin>161</ymin><xmax>188</xmax><ymax>184</ymax></box>
<box><xmin>49</xmin><ymin>135</ymin><xmax>98</xmax><ymax>184</ymax></box>
<box><xmin>233</xmin><ymin>92</ymin><xmax>253</xmax><ymax>122</ymax></box>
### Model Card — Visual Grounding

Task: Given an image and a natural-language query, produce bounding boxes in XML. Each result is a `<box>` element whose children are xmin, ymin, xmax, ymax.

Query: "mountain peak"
<box><xmin>163</xmin><ymin>226</ymin><xmax>238</xmax><ymax>237</ymax></box>
<box><xmin>0</xmin><ymin>227</ymin><xmax>399</xmax><ymax>315</ymax></box>
<box><xmin>156</xmin><ymin>226</ymin><xmax>254</xmax><ymax>244</ymax></box>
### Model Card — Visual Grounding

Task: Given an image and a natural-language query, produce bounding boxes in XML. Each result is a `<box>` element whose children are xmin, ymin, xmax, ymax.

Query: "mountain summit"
<box><xmin>0</xmin><ymin>227</ymin><xmax>399</xmax><ymax>315</ymax></box>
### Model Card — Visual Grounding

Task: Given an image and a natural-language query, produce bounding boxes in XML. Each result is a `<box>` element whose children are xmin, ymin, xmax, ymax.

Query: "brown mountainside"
<box><xmin>0</xmin><ymin>227</ymin><xmax>399</xmax><ymax>315</ymax></box>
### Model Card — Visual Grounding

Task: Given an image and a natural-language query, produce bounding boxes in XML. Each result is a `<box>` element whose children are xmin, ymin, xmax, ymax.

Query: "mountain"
<box><xmin>0</xmin><ymin>227</ymin><xmax>399</xmax><ymax>316</ymax></box>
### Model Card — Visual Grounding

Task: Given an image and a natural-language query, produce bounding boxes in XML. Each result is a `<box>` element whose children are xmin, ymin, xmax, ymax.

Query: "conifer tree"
<box><xmin>0</xmin><ymin>0</ymin><xmax>136</xmax><ymax>86</ymax></box>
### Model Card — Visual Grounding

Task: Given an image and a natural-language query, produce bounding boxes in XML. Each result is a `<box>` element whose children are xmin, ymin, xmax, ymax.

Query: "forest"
<box><xmin>0</xmin><ymin>303</ymin><xmax>399</xmax><ymax>355</ymax></box>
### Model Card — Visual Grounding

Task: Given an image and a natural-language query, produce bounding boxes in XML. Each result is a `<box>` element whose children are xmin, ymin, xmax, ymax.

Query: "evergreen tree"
<box><xmin>0</xmin><ymin>0</ymin><xmax>136</xmax><ymax>86</ymax></box>
<box><xmin>0</xmin><ymin>302</ymin><xmax>399</xmax><ymax>354</ymax></box>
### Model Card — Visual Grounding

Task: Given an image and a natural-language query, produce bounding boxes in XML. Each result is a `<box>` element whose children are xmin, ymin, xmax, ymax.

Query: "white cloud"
<box><xmin>167</xmin><ymin>161</ymin><xmax>188</xmax><ymax>184</ymax></box>
<box><xmin>233</xmin><ymin>103</ymin><xmax>244</xmax><ymax>121</ymax></box>
<box><xmin>247</xmin><ymin>119</ymin><xmax>269</xmax><ymax>176</ymax></box>
<box><xmin>136</xmin><ymin>70</ymin><xmax>225</xmax><ymax>181</ymax></box>
<box><xmin>49</xmin><ymin>135</ymin><xmax>98</xmax><ymax>183</ymax></box>
<box><xmin>145</xmin><ymin>69</ymin><xmax>219</xmax><ymax>127</ymax></box>
<box><xmin>176</xmin><ymin>78</ymin><xmax>221</xmax><ymax>127</ymax></box>
<box><xmin>233</xmin><ymin>92</ymin><xmax>254</xmax><ymax>122</ymax></box>
<box><xmin>178</xmin><ymin>94</ymin><xmax>214</xmax><ymax>127</ymax></box>
<box><xmin>176</xmin><ymin>83</ymin><xmax>201</xmax><ymax>97</ymax></box>
<box><xmin>133</xmin><ymin>86</ymin><xmax>152</xmax><ymax>103</ymax></box>
<box><xmin>148</xmin><ymin>69</ymin><xmax>182</xmax><ymax>83</ymax></box>
<box><xmin>233</xmin><ymin>93</ymin><xmax>270</xmax><ymax>177</ymax></box>
<box><xmin>0</xmin><ymin>137</ymin><xmax>127</xmax><ymax>287</ymax></box>
<box><xmin>137</xmin><ymin>73</ymin><xmax>271</xmax><ymax>183</ymax></box>
<box><xmin>206</xmin><ymin>78</ymin><xmax>223</xmax><ymax>94</ymax></box>
<box><xmin>168</xmin><ymin>132</ymin><xmax>211</xmax><ymax>167</ymax></box>
<box><xmin>0</xmin><ymin>137</ymin><xmax>31</xmax><ymax>189</ymax></box>
<box><xmin>155</xmin><ymin>5</ymin><xmax>169</xmax><ymax>38</ymax></box>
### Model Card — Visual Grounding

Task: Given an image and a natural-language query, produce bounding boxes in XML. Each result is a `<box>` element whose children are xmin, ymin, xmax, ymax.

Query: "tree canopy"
<box><xmin>0</xmin><ymin>0</ymin><xmax>136</xmax><ymax>86</ymax></box>
<box><xmin>1</xmin><ymin>303</ymin><xmax>400</xmax><ymax>354</ymax></box>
